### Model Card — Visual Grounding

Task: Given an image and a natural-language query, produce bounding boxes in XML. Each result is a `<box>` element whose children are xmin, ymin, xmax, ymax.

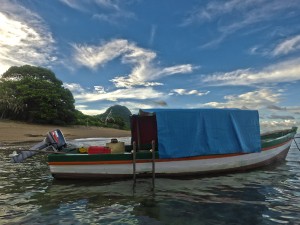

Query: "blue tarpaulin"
<box><xmin>142</xmin><ymin>109</ymin><xmax>261</xmax><ymax>159</ymax></box>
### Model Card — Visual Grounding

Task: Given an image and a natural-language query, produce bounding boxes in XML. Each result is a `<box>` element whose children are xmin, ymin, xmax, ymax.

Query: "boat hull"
<box><xmin>49</xmin><ymin>138</ymin><xmax>293</xmax><ymax>180</ymax></box>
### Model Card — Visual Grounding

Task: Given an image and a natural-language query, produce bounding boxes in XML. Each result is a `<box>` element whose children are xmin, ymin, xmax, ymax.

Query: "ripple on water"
<box><xmin>1</xmin><ymin>143</ymin><xmax>300</xmax><ymax>224</ymax></box>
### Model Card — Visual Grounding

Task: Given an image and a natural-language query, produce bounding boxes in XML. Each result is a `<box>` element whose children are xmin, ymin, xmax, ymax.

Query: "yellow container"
<box><xmin>106</xmin><ymin>141</ymin><xmax>125</xmax><ymax>154</ymax></box>
<box><xmin>79</xmin><ymin>147</ymin><xmax>88</xmax><ymax>153</ymax></box>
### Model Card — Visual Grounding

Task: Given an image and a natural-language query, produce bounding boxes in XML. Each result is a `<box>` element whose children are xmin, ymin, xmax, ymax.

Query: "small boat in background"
<box><xmin>11</xmin><ymin>109</ymin><xmax>298</xmax><ymax>180</ymax></box>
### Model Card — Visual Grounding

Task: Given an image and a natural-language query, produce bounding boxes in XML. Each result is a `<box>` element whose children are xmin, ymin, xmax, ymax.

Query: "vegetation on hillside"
<box><xmin>0</xmin><ymin>65</ymin><xmax>132</xmax><ymax>129</ymax></box>
<box><xmin>97</xmin><ymin>105</ymin><xmax>132</xmax><ymax>129</ymax></box>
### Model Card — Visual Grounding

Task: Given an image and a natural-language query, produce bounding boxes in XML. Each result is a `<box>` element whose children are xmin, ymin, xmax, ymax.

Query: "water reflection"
<box><xmin>1</xmin><ymin>144</ymin><xmax>300</xmax><ymax>224</ymax></box>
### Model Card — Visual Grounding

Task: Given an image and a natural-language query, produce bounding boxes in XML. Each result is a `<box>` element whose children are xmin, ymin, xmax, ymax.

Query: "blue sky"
<box><xmin>1</xmin><ymin>0</ymin><xmax>300</xmax><ymax>131</ymax></box>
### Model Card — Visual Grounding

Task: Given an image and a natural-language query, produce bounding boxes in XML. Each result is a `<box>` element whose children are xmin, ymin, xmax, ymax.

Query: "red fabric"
<box><xmin>131</xmin><ymin>115</ymin><xmax>157</xmax><ymax>148</ymax></box>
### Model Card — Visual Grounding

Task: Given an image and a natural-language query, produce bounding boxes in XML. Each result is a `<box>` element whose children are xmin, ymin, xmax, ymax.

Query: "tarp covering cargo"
<box><xmin>140</xmin><ymin>108</ymin><xmax>261</xmax><ymax>159</ymax></box>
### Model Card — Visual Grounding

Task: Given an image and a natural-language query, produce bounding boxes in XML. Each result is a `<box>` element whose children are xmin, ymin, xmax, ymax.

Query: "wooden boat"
<box><xmin>45</xmin><ymin>109</ymin><xmax>297</xmax><ymax>180</ymax></box>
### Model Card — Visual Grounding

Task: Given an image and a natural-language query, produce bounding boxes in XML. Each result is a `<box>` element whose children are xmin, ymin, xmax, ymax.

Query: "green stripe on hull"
<box><xmin>48</xmin><ymin>151</ymin><xmax>157</xmax><ymax>162</ymax></box>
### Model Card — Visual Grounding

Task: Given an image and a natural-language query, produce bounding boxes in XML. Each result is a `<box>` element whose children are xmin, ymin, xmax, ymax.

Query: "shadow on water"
<box><xmin>1</xmin><ymin>144</ymin><xmax>300</xmax><ymax>224</ymax></box>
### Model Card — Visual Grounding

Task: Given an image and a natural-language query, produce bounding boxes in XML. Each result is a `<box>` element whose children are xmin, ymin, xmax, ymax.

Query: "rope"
<box><xmin>293</xmin><ymin>137</ymin><xmax>300</xmax><ymax>151</ymax></box>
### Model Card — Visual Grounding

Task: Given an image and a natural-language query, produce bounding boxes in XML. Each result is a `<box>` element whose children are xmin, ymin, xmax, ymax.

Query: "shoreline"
<box><xmin>0</xmin><ymin>120</ymin><xmax>131</xmax><ymax>145</ymax></box>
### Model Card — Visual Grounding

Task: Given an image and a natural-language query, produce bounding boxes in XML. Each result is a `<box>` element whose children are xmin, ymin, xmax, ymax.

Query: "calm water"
<box><xmin>1</xmin><ymin>138</ymin><xmax>300</xmax><ymax>225</ymax></box>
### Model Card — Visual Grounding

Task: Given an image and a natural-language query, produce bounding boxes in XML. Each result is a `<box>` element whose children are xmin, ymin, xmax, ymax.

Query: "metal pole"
<box><xmin>137</xmin><ymin>118</ymin><xmax>141</xmax><ymax>150</ymax></box>
<box><xmin>132</xmin><ymin>141</ymin><xmax>137</xmax><ymax>186</ymax></box>
<box><xmin>151</xmin><ymin>140</ymin><xmax>155</xmax><ymax>190</ymax></box>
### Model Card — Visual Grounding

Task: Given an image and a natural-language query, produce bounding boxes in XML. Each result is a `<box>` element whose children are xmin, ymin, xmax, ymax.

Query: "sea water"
<box><xmin>1</xmin><ymin>138</ymin><xmax>300</xmax><ymax>225</ymax></box>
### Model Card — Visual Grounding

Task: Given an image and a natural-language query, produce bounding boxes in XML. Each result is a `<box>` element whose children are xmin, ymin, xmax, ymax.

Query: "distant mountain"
<box><xmin>98</xmin><ymin>105</ymin><xmax>132</xmax><ymax>129</ymax></box>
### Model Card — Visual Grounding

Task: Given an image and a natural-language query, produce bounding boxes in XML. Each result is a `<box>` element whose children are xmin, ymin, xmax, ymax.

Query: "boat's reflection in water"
<box><xmin>32</xmin><ymin>153</ymin><xmax>300</xmax><ymax>224</ymax></box>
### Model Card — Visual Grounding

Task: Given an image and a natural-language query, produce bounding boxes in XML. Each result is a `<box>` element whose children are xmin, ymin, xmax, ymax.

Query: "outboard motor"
<box><xmin>11</xmin><ymin>129</ymin><xmax>67</xmax><ymax>163</ymax></box>
<box><xmin>46</xmin><ymin>129</ymin><xmax>67</xmax><ymax>150</ymax></box>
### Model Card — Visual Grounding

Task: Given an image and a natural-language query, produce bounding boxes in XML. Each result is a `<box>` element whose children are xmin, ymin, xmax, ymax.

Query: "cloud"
<box><xmin>60</xmin><ymin>0</ymin><xmax>134</xmax><ymax>23</ymax></box>
<box><xmin>201</xmin><ymin>57</ymin><xmax>300</xmax><ymax>86</ymax></box>
<box><xmin>64</xmin><ymin>82</ymin><xmax>164</xmax><ymax>103</ymax></box>
<box><xmin>64</xmin><ymin>82</ymin><xmax>168</xmax><ymax>114</ymax></box>
<box><xmin>149</xmin><ymin>25</ymin><xmax>157</xmax><ymax>46</ymax></box>
<box><xmin>59</xmin><ymin>0</ymin><xmax>83</xmax><ymax>11</ymax></box>
<box><xmin>63</xmin><ymin>83</ymin><xmax>85</xmax><ymax>92</ymax></box>
<box><xmin>60</xmin><ymin>0</ymin><xmax>121</xmax><ymax>11</ymax></box>
<box><xmin>75</xmin><ymin>104</ymin><xmax>106</xmax><ymax>115</ymax></box>
<box><xmin>260</xmin><ymin>119</ymin><xmax>297</xmax><ymax>131</ymax></box>
<box><xmin>269</xmin><ymin>114</ymin><xmax>295</xmax><ymax>120</ymax></box>
<box><xmin>92</xmin><ymin>11</ymin><xmax>134</xmax><ymax>24</ymax></box>
<box><xmin>272</xmin><ymin>34</ymin><xmax>300</xmax><ymax>56</ymax></box>
<box><xmin>94</xmin><ymin>0</ymin><xmax>135</xmax><ymax>21</ymax></box>
<box><xmin>267</xmin><ymin>105</ymin><xmax>286</xmax><ymax>111</ymax></box>
<box><xmin>267</xmin><ymin>105</ymin><xmax>300</xmax><ymax>117</ymax></box>
<box><xmin>94</xmin><ymin>0</ymin><xmax>121</xmax><ymax>10</ymax></box>
<box><xmin>73</xmin><ymin>39</ymin><xmax>196</xmax><ymax>88</ymax></box>
<box><xmin>183</xmin><ymin>0</ymin><xmax>300</xmax><ymax>48</ymax></box>
<box><xmin>152</xmin><ymin>100</ymin><xmax>167</xmax><ymax>106</ymax></box>
<box><xmin>201</xmin><ymin>89</ymin><xmax>280</xmax><ymax>109</ymax></box>
<box><xmin>284</xmin><ymin>106</ymin><xmax>300</xmax><ymax>114</ymax></box>
<box><xmin>117</xmin><ymin>101</ymin><xmax>168</xmax><ymax>114</ymax></box>
<box><xmin>170</xmin><ymin>89</ymin><xmax>210</xmax><ymax>96</ymax></box>
<box><xmin>72</xmin><ymin>39</ymin><xmax>129</xmax><ymax>69</ymax></box>
<box><xmin>0</xmin><ymin>2</ymin><xmax>56</xmax><ymax>75</ymax></box>
<box><xmin>76</xmin><ymin>87</ymin><xmax>164</xmax><ymax>102</ymax></box>
<box><xmin>194</xmin><ymin>88</ymin><xmax>298</xmax><ymax>131</ymax></box>
<box><xmin>112</xmin><ymin>64</ymin><xmax>194</xmax><ymax>88</ymax></box>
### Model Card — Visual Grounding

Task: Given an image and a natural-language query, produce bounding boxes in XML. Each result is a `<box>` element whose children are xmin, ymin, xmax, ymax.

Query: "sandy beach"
<box><xmin>0</xmin><ymin>120</ymin><xmax>131</xmax><ymax>144</ymax></box>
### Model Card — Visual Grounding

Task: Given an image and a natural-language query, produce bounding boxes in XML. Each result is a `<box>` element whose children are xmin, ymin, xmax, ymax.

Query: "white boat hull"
<box><xmin>49</xmin><ymin>139</ymin><xmax>292</xmax><ymax>179</ymax></box>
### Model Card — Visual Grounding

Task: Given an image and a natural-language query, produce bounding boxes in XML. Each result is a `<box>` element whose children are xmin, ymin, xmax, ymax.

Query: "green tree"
<box><xmin>0</xmin><ymin>65</ymin><xmax>76</xmax><ymax>124</ymax></box>
<box><xmin>0</xmin><ymin>80</ymin><xmax>25</xmax><ymax>119</ymax></box>
<box><xmin>114</xmin><ymin>116</ymin><xmax>125</xmax><ymax>129</ymax></box>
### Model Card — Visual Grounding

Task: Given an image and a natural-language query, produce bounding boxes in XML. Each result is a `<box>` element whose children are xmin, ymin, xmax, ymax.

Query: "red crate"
<box><xmin>88</xmin><ymin>146</ymin><xmax>111</xmax><ymax>154</ymax></box>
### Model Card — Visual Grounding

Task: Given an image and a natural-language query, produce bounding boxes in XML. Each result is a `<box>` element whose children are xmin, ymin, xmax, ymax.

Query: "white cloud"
<box><xmin>64</xmin><ymin>82</ymin><xmax>166</xmax><ymax>114</ymax></box>
<box><xmin>170</xmin><ymin>89</ymin><xmax>210</xmax><ymax>96</ymax></box>
<box><xmin>159</xmin><ymin>65</ymin><xmax>194</xmax><ymax>76</ymax></box>
<box><xmin>117</xmin><ymin>101</ymin><xmax>156</xmax><ymax>114</ymax></box>
<box><xmin>60</xmin><ymin>0</ymin><xmax>134</xmax><ymax>23</ymax></box>
<box><xmin>201</xmin><ymin>89</ymin><xmax>280</xmax><ymax>109</ymax></box>
<box><xmin>149</xmin><ymin>25</ymin><xmax>157</xmax><ymax>46</ymax></box>
<box><xmin>0</xmin><ymin>2</ymin><xmax>56</xmax><ymax>75</ymax></box>
<box><xmin>64</xmin><ymin>82</ymin><xmax>164</xmax><ymax>103</ymax></box>
<box><xmin>93</xmin><ymin>11</ymin><xmax>134</xmax><ymax>24</ymax></box>
<box><xmin>74</xmin><ymin>103</ymin><xmax>108</xmax><ymax>115</ymax></box>
<box><xmin>63</xmin><ymin>83</ymin><xmax>85</xmax><ymax>92</ymax></box>
<box><xmin>272</xmin><ymin>34</ymin><xmax>300</xmax><ymax>56</ymax></box>
<box><xmin>72</xmin><ymin>39</ymin><xmax>129</xmax><ymax>69</ymax></box>
<box><xmin>60</xmin><ymin>0</ymin><xmax>120</xmax><ymax>11</ymax></box>
<box><xmin>183</xmin><ymin>0</ymin><xmax>300</xmax><ymax>48</ymax></box>
<box><xmin>260</xmin><ymin>119</ymin><xmax>297</xmax><ymax>132</ymax></box>
<box><xmin>76</xmin><ymin>87</ymin><xmax>163</xmax><ymax>102</ymax></box>
<box><xmin>202</xmin><ymin>57</ymin><xmax>300</xmax><ymax>86</ymax></box>
<box><xmin>73</xmin><ymin>39</ymin><xmax>196</xmax><ymax>88</ymax></box>
<box><xmin>192</xmin><ymin>88</ymin><xmax>298</xmax><ymax>131</ymax></box>
<box><xmin>188</xmin><ymin>0</ymin><xmax>300</xmax><ymax>27</ymax></box>
<box><xmin>59</xmin><ymin>0</ymin><xmax>83</xmax><ymax>11</ymax></box>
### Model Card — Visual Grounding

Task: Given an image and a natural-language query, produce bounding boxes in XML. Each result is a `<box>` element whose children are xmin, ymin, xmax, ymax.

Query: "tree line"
<box><xmin>0</xmin><ymin>65</ymin><xmax>128</xmax><ymax>129</ymax></box>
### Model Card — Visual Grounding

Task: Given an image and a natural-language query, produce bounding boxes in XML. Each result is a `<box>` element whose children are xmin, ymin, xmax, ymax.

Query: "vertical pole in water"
<box><xmin>136</xmin><ymin>118</ymin><xmax>141</xmax><ymax>150</ymax></box>
<box><xmin>132</xmin><ymin>141</ymin><xmax>137</xmax><ymax>187</ymax></box>
<box><xmin>151</xmin><ymin>140</ymin><xmax>156</xmax><ymax>190</ymax></box>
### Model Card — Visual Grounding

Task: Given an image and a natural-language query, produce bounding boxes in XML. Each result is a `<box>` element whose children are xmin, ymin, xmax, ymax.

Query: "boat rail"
<box><xmin>261</xmin><ymin>127</ymin><xmax>297</xmax><ymax>149</ymax></box>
